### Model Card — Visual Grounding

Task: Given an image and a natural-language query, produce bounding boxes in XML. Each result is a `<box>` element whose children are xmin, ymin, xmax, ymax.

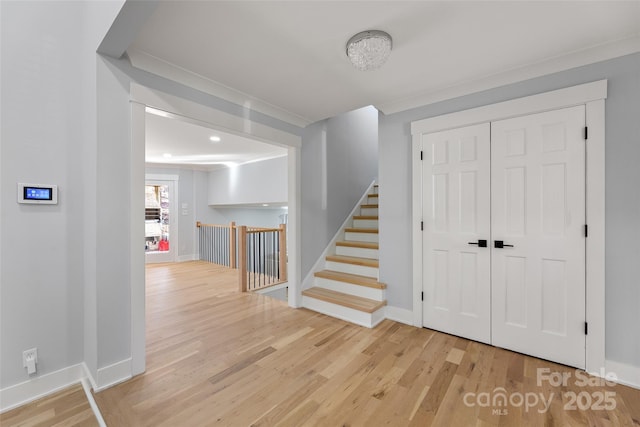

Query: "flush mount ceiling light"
<box><xmin>209</xmin><ymin>136</ymin><xmax>221</xmax><ymax>142</ymax></box>
<box><xmin>346</xmin><ymin>30</ymin><xmax>393</xmax><ymax>71</ymax></box>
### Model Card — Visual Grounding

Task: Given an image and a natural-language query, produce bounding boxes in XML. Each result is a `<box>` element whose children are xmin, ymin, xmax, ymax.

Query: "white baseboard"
<box><xmin>95</xmin><ymin>358</ymin><xmax>132</xmax><ymax>392</ymax></box>
<box><xmin>81</xmin><ymin>377</ymin><xmax>107</xmax><ymax>427</ymax></box>
<box><xmin>178</xmin><ymin>254</ymin><xmax>198</xmax><ymax>262</ymax></box>
<box><xmin>385</xmin><ymin>306</ymin><xmax>414</xmax><ymax>326</ymax></box>
<box><xmin>605</xmin><ymin>359</ymin><xmax>640</xmax><ymax>390</ymax></box>
<box><xmin>0</xmin><ymin>363</ymin><xmax>86</xmax><ymax>413</ymax></box>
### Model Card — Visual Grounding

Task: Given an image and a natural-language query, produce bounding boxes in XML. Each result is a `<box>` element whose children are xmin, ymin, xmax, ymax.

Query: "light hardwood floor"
<box><xmin>5</xmin><ymin>261</ymin><xmax>639</xmax><ymax>426</ymax></box>
<box><xmin>0</xmin><ymin>383</ymin><xmax>98</xmax><ymax>427</ymax></box>
<box><xmin>91</xmin><ymin>261</ymin><xmax>640</xmax><ymax>426</ymax></box>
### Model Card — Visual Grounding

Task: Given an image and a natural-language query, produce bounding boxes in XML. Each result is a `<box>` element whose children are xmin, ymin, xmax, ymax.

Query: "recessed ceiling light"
<box><xmin>210</xmin><ymin>136</ymin><xmax>221</xmax><ymax>142</ymax></box>
<box><xmin>262</xmin><ymin>204</ymin><xmax>269</xmax><ymax>207</ymax></box>
<box><xmin>163</xmin><ymin>153</ymin><xmax>172</xmax><ymax>158</ymax></box>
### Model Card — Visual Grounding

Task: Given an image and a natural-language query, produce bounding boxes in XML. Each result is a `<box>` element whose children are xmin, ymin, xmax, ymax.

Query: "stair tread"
<box><xmin>303</xmin><ymin>287</ymin><xmax>386</xmax><ymax>313</ymax></box>
<box><xmin>368</xmin><ymin>194</ymin><xmax>379</xmax><ymax>197</ymax></box>
<box><xmin>361</xmin><ymin>204</ymin><xmax>379</xmax><ymax>208</ymax></box>
<box><xmin>325</xmin><ymin>255</ymin><xmax>379</xmax><ymax>268</ymax></box>
<box><xmin>345</xmin><ymin>227</ymin><xmax>378</xmax><ymax>234</ymax></box>
<box><xmin>315</xmin><ymin>269</ymin><xmax>385</xmax><ymax>289</ymax></box>
<box><xmin>353</xmin><ymin>215</ymin><xmax>378</xmax><ymax>220</ymax></box>
<box><xmin>336</xmin><ymin>241</ymin><xmax>379</xmax><ymax>249</ymax></box>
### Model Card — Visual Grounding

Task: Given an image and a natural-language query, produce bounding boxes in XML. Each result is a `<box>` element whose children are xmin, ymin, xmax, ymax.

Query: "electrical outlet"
<box><xmin>23</xmin><ymin>348</ymin><xmax>38</xmax><ymax>373</ymax></box>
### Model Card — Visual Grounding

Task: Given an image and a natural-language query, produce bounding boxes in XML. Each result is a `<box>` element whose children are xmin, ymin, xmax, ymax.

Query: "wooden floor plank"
<box><xmin>0</xmin><ymin>384</ymin><xmax>98</xmax><ymax>427</ymax></box>
<box><xmin>8</xmin><ymin>260</ymin><xmax>632</xmax><ymax>427</ymax></box>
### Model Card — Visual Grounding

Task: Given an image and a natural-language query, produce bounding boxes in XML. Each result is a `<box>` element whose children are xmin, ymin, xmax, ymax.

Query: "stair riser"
<box><xmin>302</xmin><ymin>296</ymin><xmax>385</xmax><ymax>328</ymax></box>
<box><xmin>344</xmin><ymin>232</ymin><xmax>378</xmax><ymax>243</ymax></box>
<box><xmin>324</xmin><ymin>261</ymin><xmax>379</xmax><ymax>278</ymax></box>
<box><xmin>314</xmin><ymin>277</ymin><xmax>385</xmax><ymax>301</ymax></box>
<box><xmin>336</xmin><ymin>246</ymin><xmax>379</xmax><ymax>259</ymax></box>
<box><xmin>367</xmin><ymin>196</ymin><xmax>379</xmax><ymax>204</ymax></box>
<box><xmin>360</xmin><ymin>207</ymin><xmax>379</xmax><ymax>216</ymax></box>
<box><xmin>353</xmin><ymin>219</ymin><xmax>378</xmax><ymax>228</ymax></box>
<box><xmin>372</xmin><ymin>186</ymin><xmax>378</xmax><ymax>195</ymax></box>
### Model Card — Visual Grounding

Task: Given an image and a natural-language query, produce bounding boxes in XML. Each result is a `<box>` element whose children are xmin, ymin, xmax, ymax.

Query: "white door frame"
<box><xmin>129</xmin><ymin>83</ymin><xmax>302</xmax><ymax>377</ymax></box>
<box><xmin>411</xmin><ymin>80</ymin><xmax>607</xmax><ymax>375</ymax></box>
<box><xmin>145</xmin><ymin>175</ymin><xmax>179</xmax><ymax>264</ymax></box>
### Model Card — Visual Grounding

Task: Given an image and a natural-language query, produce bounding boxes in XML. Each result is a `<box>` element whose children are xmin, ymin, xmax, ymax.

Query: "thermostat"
<box><xmin>17</xmin><ymin>183</ymin><xmax>58</xmax><ymax>205</ymax></box>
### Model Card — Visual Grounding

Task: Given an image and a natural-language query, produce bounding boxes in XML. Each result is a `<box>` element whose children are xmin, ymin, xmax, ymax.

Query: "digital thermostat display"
<box><xmin>17</xmin><ymin>183</ymin><xmax>58</xmax><ymax>204</ymax></box>
<box><xmin>25</xmin><ymin>187</ymin><xmax>52</xmax><ymax>200</ymax></box>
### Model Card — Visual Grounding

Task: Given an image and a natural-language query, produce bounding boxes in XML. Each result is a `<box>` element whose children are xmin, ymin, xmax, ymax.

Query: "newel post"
<box><xmin>279</xmin><ymin>223</ymin><xmax>287</xmax><ymax>282</ymax></box>
<box><xmin>238</xmin><ymin>226</ymin><xmax>247</xmax><ymax>292</ymax></box>
<box><xmin>229</xmin><ymin>221</ymin><xmax>236</xmax><ymax>269</ymax></box>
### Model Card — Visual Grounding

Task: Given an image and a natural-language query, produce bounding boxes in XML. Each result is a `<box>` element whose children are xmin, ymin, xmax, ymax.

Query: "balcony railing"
<box><xmin>197</xmin><ymin>221</ymin><xmax>287</xmax><ymax>292</ymax></box>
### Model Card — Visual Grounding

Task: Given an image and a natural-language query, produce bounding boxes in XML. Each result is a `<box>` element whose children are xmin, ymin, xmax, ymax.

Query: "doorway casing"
<box><xmin>130</xmin><ymin>83</ymin><xmax>302</xmax><ymax>377</ymax></box>
<box><xmin>411</xmin><ymin>80</ymin><xmax>606</xmax><ymax>375</ymax></box>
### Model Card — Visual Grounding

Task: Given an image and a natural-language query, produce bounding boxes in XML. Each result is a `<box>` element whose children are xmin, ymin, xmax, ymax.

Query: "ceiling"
<box><xmin>129</xmin><ymin>1</ymin><xmax>640</xmax><ymax>125</ymax></box>
<box><xmin>145</xmin><ymin>109</ymin><xmax>287</xmax><ymax>169</ymax></box>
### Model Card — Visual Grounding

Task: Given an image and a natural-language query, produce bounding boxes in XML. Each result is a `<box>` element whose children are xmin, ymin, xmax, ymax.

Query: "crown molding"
<box><xmin>379</xmin><ymin>34</ymin><xmax>640</xmax><ymax>115</ymax></box>
<box><xmin>127</xmin><ymin>48</ymin><xmax>313</xmax><ymax>128</ymax></box>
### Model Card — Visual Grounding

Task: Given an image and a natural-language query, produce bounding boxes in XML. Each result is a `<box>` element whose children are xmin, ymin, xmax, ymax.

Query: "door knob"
<box><xmin>468</xmin><ymin>239</ymin><xmax>487</xmax><ymax>248</ymax></box>
<box><xmin>494</xmin><ymin>240</ymin><xmax>514</xmax><ymax>248</ymax></box>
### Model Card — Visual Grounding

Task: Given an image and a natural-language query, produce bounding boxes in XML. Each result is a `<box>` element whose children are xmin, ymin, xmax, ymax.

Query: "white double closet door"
<box><xmin>422</xmin><ymin>106</ymin><xmax>586</xmax><ymax>368</ymax></box>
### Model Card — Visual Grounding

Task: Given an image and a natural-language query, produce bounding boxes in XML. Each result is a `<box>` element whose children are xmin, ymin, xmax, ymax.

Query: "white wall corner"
<box><xmin>0</xmin><ymin>363</ymin><xmax>86</xmax><ymax>413</ymax></box>
<box><xmin>385</xmin><ymin>305</ymin><xmax>414</xmax><ymax>326</ymax></box>
<box><xmin>301</xmin><ymin>180</ymin><xmax>378</xmax><ymax>291</ymax></box>
<box><xmin>605</xmin><ymin>360</ymin><xmax>640</xmax><ymax>391</ymax></box>
<box><xmin>94</xmin><ymin>358</ymin><xmax>132</xmax><ymax>392</ymax></box>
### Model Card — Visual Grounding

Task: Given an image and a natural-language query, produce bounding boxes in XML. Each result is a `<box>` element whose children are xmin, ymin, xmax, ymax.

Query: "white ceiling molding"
<box><xmin>127</xmin><ymin>48</ymin><xmax>313</xmax><ymax>128</ymax></box>
<box><xmin>379</xmin><ymin>34</ymin><xmax>640</xmax><ymax>115</ymax></box>
<box><xmin>130</xmin><ymin>83</ymin><xmax>302</xmax><ymax>149</ymax></box>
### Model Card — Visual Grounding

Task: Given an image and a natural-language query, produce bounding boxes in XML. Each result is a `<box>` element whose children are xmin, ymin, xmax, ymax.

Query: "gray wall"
<box><xmin>0</xmin><ymin>1</ymin><xmax>124</xmax><ymax>387</ymax></box>
<box><xmin>146</xmin><ymin>165</ymin><xmax>288</xmax><ymax>259</ymax></box>
<box><xmin>208</xmin><ymin>156</ymin><xmax>288</xmax><ymax>206</ymax></box>
<box><xmin>379</xmin><ymin>52</ymin><xmax>640</xmax><ymax>367</ymax></box>
<box><xmin>0</xmin><ymin>1</ymin><xmax>302</xmax><ymax>390</ymax></box>
<box><xmin>301</xmin><ymin>106</ymin><xmax>378</xmax><ymax>277</ymax></box>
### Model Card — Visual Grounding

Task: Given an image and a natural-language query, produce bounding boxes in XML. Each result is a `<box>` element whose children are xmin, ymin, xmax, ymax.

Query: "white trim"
<box><xmin>131</xmin><ymin>102</ymin><xmax>146</xmax><ymax>377</ymax></box>
<box><xmin>301</xmin><ymin>180</ymin><xmax>378</xmax><ymax>290</ymax></box>
<box><xmin>127</xmin><ymin>48</ymin><xmax>312</xmax><ymax>128</ymax></box>
<box><xmin>80</xmin><ymin>377</ymin><xmax>107</xmax><ymax>427</ymax></box>
<box><xmin>411</xmin><ymin>80</ymin><xmax>607</xmax><ymax>135</ymax></box>
<box><xmin>0</xmin><ymin>364</ymin><xmax>86</xmax><ymax>413</ymax></box>
<box><xmin>605</xmin><ymin>360</ymin><xmax>640</xmax><ymax>391</ymax></box>
<box><xmin>130</xmin><ymin>85</ymin><xmax>302</xmax><ymax>374</ymax></box>
<box><xmin>131</xmin><ymin>83</ymin><xmax>302</xmax><ymax>149</ymax></box>
<box><xmin>301</xmin><ymin>296</ymin><xmax>385</xmax><ymax>329</ymax></box>
<box><xmin>381</xmin><ymin>35</ymin><xmax>638</xmax><ymax>115</ymax></box>
<box><xmin>411</xmin><ymin>80</ymin><xmax>607</xmax><ymax>374</ymax></box>
<box><xmin>585</xmin><ymin>99</ymin><xmax>606</xmax><ymax>373</ymax></box>
<box><xmin>145</xmin><ymin>177</ymin><xmax>179</xmax><ymax>264</ymax></box>
<box><xmin>385</xmin><ymin>306</ymin><xmax>414</xmax><ymax>326</ymax></box>
<box><xmin>95</xmin><ymin>358</ymin><xmax>132</xmax><ymax>392</ymax></box>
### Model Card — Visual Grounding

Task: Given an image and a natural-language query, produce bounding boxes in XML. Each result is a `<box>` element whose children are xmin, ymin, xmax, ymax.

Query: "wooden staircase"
<box><xmin>302</xmin><ymin>184</ymin><xmax>386</xmax><ymax>327</ymax></box>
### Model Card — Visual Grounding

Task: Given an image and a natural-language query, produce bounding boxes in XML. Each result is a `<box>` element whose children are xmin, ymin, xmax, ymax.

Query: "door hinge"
<box><xmin>421</xmin><ymin>221</ymin><xmax>424</xmax><ymax>231</ymax></box>
<box><xmin>584</xmin><ymin>322</ymin><xmax>588</xmax><ymax>335</ymax></box>
<box><xmin>420</xmin><ymin>151</ymin><xmax>423</xmax><ymax>161</ymax></box>
<box><xmin>584</xmin><ymin>126</ymin><xmax>588</xmax><ymax>140</ymax></box>
<box><xmin>421</xmin><ymin>291</ymin><xmax>424</xmax><ymax>301</ymax></box>
<box><xmin>584</xmin><ymin>224</ymin><xmax>588</xmax><ymax>238</ymax></box>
